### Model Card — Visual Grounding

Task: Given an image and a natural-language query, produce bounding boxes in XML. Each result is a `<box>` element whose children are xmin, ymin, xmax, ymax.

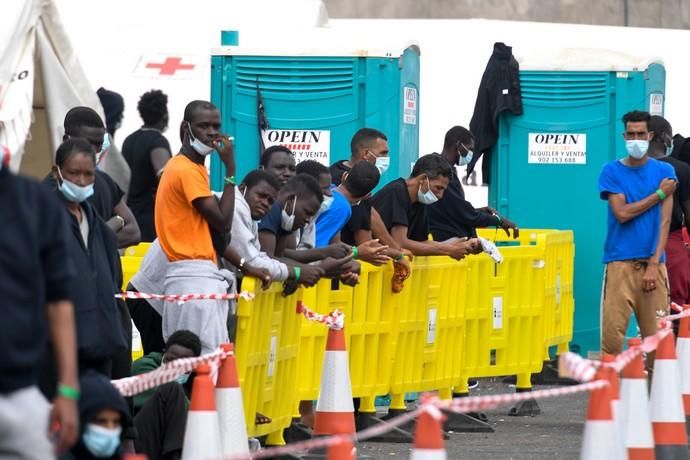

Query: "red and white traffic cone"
<box><xmin>181</xmin><ymin>363</ymin><xmax>222</xmax><ymax>460</ymax></box>
<box><xmin>580</xmin><ymin>366</ymin><xmax>617</xmax><ymax>460</ymax></box>
<box><xmin>314</xmin><ymin>327</ymin><xmax>356</xmax><ymax>459</ymax></box>
<box><xmin>314</xmin><ymin>327</ymin><xmax>355</xmax><ymax>435</ymax></box>
<box><xmin>620</xmin><ymin>338</ymin><xmax>654</xmax><ymax>460</ymax></box>
<box><xmin>600</xmin><ymin>354</ymin><xmax>627</xmax><ymax>460</ymax></box>
<box><xmin>216</xmin><ymin>343</ymin><xmax>250</xmax><ymax>457</ymax></box>
<box><xmin>650</xmin><ymin>331</ymin><xmax>689</xmax><ymax>459</ymax></box>
<box><xmin>410</xmin><ymin>407</ymin><xmax>446</xmax><ymax>460</ymax></box>
<box><xmin>677</xmin><ymin>305</ymin><xmax>690</xmax><ymax>438</ymax></box>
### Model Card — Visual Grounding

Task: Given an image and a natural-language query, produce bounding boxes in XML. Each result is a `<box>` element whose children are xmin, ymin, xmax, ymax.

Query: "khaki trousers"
<box><xmin>601</xmin><ymin>261</ymin><xmax>669</xmax><ymax>365</ymax></box>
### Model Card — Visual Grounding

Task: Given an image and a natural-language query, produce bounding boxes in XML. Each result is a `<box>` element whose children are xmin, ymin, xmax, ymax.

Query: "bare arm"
<box><xmin>259</xmin><ymin>230</ymin><xmax>277</xmax><ymax>257</ymax></box>
<box><xmin>47</xmin><ymin>299</ymin><xmax>79</xmax><ymax>454</ymax></box>
<box><xmin>651</xmin><ymin>195</ymin><xmax>673</xmax><ymax>264</ymax></box>
<box><xmin>607</xmin><ymin>193</ymin><xmax>663</xmax><ymax>224</ymax></box>
<box><xmin>107</xmin><ymin>200</ymin><xmax>141</xmax><ymax>248</ymax></box>
<box><xmin>150</xmin><ymin>147</ymin><xmax>171</xmax><ymax>183</ymax></box>
<box><xmin>370</xmin><ymin>208</ymin><xmax>403</xmax><ymax>250</ymax></box>
<box><xmin>193</xmin><ymin>184</ymin><xmax>235</xmax><ymax>234</ymax></box>
<box><xmin>391</xmin><ymin>225</ymin><xmax>451</xmax><ymax>256</ymax></box>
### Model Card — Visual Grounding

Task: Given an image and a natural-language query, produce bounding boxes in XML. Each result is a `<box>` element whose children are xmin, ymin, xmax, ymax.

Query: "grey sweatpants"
<box><xmin>0</xmin><ymin>386</ymin><xmax>53</xmax><ymax>459</ymax></box>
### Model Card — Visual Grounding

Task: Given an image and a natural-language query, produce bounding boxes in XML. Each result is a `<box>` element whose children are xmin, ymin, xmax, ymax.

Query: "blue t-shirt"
<box><xmin>258</xmin><ymin>202</ymin><xmax>292</xmax><ymax>237</ymax></box>
<box><xmin>315</xmin><ymin>190</ymin><xmax>352</xmax><ymax>248</ymax></box>
<box><xmin>598</xmin><ymin>158</ymin><xmax>676</xmax><ymax>263</ymax></box>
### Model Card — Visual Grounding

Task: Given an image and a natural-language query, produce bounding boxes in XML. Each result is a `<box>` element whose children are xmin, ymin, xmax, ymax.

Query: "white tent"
<box><xmin>0</xmin><ymin>0</ymin><xmax>103</xmax><ymax>177</ymax></box>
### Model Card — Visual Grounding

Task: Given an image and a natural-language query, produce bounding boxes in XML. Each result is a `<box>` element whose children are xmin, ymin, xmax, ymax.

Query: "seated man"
<box><xmin>62</xmin><ymin>371</ymin><xmax>131</xmax><ymax>460</ymax></box>
<box><xmin>260</xmin><ymin>145</ymin><xmax>296</xmax><ymax>187</ymax></box>
<box><xmin>131</xmin><ymin>330</ymin><xmax>201</xmax><ymax>411</ymax></box>
<box><xmin>222</xmin><ymin>170</ymin><xmax>324</xmax><ymax>288</ymax></box>
<box><xmin>372</xmin><ymin>153</ymin><xmax>479</xmax><ymax>258</ymax></box>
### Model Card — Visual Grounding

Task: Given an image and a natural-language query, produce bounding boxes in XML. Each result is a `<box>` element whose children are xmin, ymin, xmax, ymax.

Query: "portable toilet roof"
<box><xmin>516</xmin><ymin>48</ymin><xmax>663</xmax><ymax>72</ymax></box>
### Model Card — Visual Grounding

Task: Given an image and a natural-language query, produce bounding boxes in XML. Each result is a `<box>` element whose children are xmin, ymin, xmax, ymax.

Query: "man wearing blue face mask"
<box><xmin>62</xmin><ymin>371</ymin><xmax>130</xmax><ymax>460</ymax></box>
<box><xmin>429</xmin><ymin>126</ymin><xmax>519</xmax><ymax>242</ymax></box>
<box><xmin>598</xmin><ymin>110</ymin><xmax>677</xmax><ymax>363</ymax></box>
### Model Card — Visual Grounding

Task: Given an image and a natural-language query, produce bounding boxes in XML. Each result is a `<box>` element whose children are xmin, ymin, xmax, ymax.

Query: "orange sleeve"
<box><xmin>181</xmin><ymin>164</ymin><xmax>211</xmax><ymax>205</ymax></box>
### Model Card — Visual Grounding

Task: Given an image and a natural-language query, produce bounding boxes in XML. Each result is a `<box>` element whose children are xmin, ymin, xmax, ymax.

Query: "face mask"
<box><xmin>96</xmin><ymin>133</ymin><xmax>110</xmax><ymax>165</ymax></box>
<box><xmin>57</xmin><ymin>167</ymin><xmax>94</xmax><ymax>203</ymax></box>
<box><xmin>666</xmin><ymin>144</ymin><xmax>674</xmax><ymax>157</ymax></box>
<box><xmin>626</xmin><ymin>140</ymin><xmax>649</xmax><ymax>160</ymax></box>
<box><xmin>176</xmin><ymin>373</ymin><xmax>190</xmax><ymax>385</ymax></box>
<box><xmin>459</xmin><ymin>150</ymin><xmax>474</xmax><ymax>166</ymax></box>
<box><xmin>83</xmin><ymin>424</ymin><xmax>122</xmax><ymax>458</ymax></box>
<box><xmin>281</xmin><ymin>197</ymin><xmax>297</xmax><ymax>232</ymax></box>
<box><xmin>318</xmin><ymin>195</ymin><xmax>334</xmax><ymax>215</ymax></box>
<box><xmin>417</xmin><ymin>177</ymin><xmax>439</xmax><ymax>205</ymax></box>
<box><xmin>187</xmin><ymin>122</ymin><xmax>215</xmax><ymax>156</ymax></box>
<box><xmin>375</xmin><ymin>156</ymin><xmax>389</xmax><ymax>176</ymax></box>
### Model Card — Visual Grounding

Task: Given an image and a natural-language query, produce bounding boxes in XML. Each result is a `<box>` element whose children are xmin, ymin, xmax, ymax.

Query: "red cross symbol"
<box><xmin>145</xmin><ymin>57</ymin><xmax>195</xmax><ymax>76</ymax></box>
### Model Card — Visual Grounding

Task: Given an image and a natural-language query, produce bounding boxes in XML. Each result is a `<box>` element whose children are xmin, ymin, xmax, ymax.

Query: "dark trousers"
<box><xmin>134</xmin><ymin>382</ymin><xmax>187</xmax><ymax>460</ymax></box>
<box><xmin>127</xmin><ymin>285</ymin><xmax>165</xmax><ymax>354</ymax></box>
<box><xmin>38</xmin><ymin>352</ymin><xmax>112</xmax><ymax>400</ymax></box>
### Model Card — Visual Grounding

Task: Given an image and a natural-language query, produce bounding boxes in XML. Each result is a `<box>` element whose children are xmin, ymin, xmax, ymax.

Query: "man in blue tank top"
<box><xmin>598</xmin><ymin>110</ymin><xmax>677</xmax><ymax>362</ymax></box>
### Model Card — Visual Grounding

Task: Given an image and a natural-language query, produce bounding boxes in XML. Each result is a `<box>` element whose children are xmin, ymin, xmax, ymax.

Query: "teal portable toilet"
<box><xmin>209</xmin><ymin>32</ymin><xmax>420</xmax><ymax>189</ymax></box>
<box><xmin>488</xmin><ymin>50</ymin><xmax>665</xmax><ymax>357</ymax></box>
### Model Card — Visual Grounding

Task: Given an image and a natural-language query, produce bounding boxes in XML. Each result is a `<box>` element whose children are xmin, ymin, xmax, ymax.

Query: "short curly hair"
<box><xmin>137</xmin><ymin>89</ymin><xmax>168</xmax><ymax>126</ymax></box>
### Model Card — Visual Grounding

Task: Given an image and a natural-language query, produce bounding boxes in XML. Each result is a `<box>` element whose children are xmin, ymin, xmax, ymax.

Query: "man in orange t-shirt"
<box><xmin>154</xmin><ymin>100</ymin><xmax>236</xmax><ymax>353</ymax></box>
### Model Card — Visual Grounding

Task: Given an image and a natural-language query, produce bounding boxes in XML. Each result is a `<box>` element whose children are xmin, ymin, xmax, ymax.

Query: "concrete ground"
<box><xmin>357</xmin><ymin>378</ymin><xmax>588</xmax><ymax>460</ymax></box>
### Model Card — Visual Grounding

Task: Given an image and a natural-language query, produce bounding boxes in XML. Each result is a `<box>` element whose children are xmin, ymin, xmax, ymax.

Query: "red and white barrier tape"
<box><xmin>112</xmin><ymin>348</ymin><xmax>229</xmax><ymax>396</ymax></box>
<box><xmin>296</xmin><ymin>302</ymin><xmax>345</xmax><ymax>330</ymax></box>
<box><xmin>216</xmin><ymin>380</ymin><xmax>606</xmax><ymax>460</ymax></box>
<box><xmin>116</xmin><ymin>290</ymin><xmax>254</xmax><ymax>303</ymax></box>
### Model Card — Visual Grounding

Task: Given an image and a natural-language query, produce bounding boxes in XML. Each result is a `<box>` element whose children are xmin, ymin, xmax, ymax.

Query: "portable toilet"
<box><xmin>487</xmin><ymin>49</ymin><xmax>665</xmax><ymax>357</ymax></box>
<box><xmin>208</xmin><ymin>32</ymin><xmax>420</xmax><ymax>190</ymax></box>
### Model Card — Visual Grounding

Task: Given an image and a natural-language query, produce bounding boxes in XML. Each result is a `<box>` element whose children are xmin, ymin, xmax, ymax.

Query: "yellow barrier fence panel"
<box><xmin>458</xmin><ymin>247</ymin><xmax>545</xmax><ymax>393</ymax></box>
<box><xmin>295</xmin><ymin>263</ymin><xmax>397</xmax><ymax>416</ymax></box>
<box><xmin>235</xmin><ymin>277</ymin><xmax>302</xmax><ymax>445</ymax></box>
<box><xmin>476</xmin><ymin>229</ymin><xmax>575</xmax><ymax>358</ymax></box>
<box><xmin>388</xmin><ymin>256</ymin><xmax>467</xmax><ymax>410</ymax></box>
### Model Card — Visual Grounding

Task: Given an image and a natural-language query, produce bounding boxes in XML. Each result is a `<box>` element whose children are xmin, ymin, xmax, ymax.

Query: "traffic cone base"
<box><xmin>652</xmin><ymin>422</ymin><xmax>688</xmax><ymax>444</ymax></box>
<box><xmin>655</xmin><ymin>445</ymin><xmax>689</xmax><ymax>460</ymax></box>
<box><xmin>327</xmin><ymin>439</ymin><xmax>356</xmax><ymax>460</ymax></box>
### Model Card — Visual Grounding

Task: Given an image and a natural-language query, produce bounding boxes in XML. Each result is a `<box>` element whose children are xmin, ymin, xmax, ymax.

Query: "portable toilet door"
<box><xmin>488</xmin><ymin>50</ymin><xmax>665</xmax><ymax>357</ymax></box>
<box><xmin>208</xmin><ymin>36</ymin><xmax>420</xmax><ymax>190</ymax></box>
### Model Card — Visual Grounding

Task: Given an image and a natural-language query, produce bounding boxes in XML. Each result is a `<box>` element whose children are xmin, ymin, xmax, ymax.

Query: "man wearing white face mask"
<box><xmin>154</xmin><ymin>100</ymin><xmax>236</xmax><ymax>354</ymax></box>
<box><xmin>372</xmin><ymin>153</ymin><xmax>479</xmax><ymax>259</ymax></box>
<box><xmin>429</xmin><ymin>126</ymin><xmax>519</xmax><ymax>242</ymax></box>
<box><xmin>598</xmin><ymin>110</ymin><xmax>677</xmax><ymax>363</ymax></box>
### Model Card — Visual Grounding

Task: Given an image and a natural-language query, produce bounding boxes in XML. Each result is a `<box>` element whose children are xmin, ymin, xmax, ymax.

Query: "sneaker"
<box><xmin>468</xmin><ymin>379</ymin><xmax>479</xmax><ymax>390</ymax></box>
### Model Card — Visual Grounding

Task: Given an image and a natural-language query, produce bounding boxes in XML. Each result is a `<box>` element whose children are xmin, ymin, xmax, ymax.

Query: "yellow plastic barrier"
<box><xmin>124</xmin><ymin>242</ymin><xmax>152</xmax><ymax>257</ymax></box>
<box><xmin>457</xmin><ymin>244</ymin><xmax>547</xmax><ymax>393</ymax></box>
<box><xmin>388</xmin><ymin>256</ymin><xmax>467</xmax><ymax>410</ymax></box>
<box><xmin>234</xmin><ymin>277</ymin><xmax>302</xmax><ymax>446</ymax></box>
<box><xmin>477</xmin><ymin>229</ymin><xmax>575</xmax><ymax>357</ymax></box>
<box><xmin>120</xmin><ymin>256</ymin><xmax>143</xmax><ymax>290</ymax></box>
<box><xmin>296</xmin><ymin>263</ymin><xmax>397</xmax><ymax>416</ymax></box>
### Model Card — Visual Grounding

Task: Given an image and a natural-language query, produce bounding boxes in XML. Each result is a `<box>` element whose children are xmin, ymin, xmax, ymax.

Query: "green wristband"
<box><xmin>656</xmin><ymin>189</ymin><xmax>666</xmax><ymax>201</ymax></box>
<box><xmin>352</xmin><ymin>246</ymin><xmax>358</xmax><ymax>260</ymax></box>
<box><xmin>395</xmin><ymin>253</ymin><xmax>405</xmax><ymax>261</ymax></box>
<box><xmin>224</xmin><ymin>175</ymin><xmax>236</xmax><ymax>186</ymax></box>
<box><xmin>294</xmin><ymin>266</ymin><xmax>301</xmax><ymax>282</ymax></box>
<box><xmin>57</xmin><ymin>383</ymin><xmax>80</xmax><ymax>401</ymax></box>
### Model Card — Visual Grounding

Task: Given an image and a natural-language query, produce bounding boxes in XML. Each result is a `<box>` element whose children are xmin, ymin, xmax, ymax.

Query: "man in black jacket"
<box><xmin>0</xmin><ymin>147</ymin><xmax>80</xmax><ymax>457</ymax></box>
<box><xmin>429</xmin><ymin>126</ymin><xmax>519</xmax><ymax>241</ymax></box>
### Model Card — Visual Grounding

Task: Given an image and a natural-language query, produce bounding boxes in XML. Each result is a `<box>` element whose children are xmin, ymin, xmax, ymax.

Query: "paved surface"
<box><xmin>358</xmin><ymin>378</ymin><xmax>587</xmax><ymax>460</ymax></box>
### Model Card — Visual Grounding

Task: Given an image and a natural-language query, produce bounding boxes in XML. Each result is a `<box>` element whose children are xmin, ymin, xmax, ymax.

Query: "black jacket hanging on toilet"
<box><xmin>467</xmin><ymin>42</ymin><xmax>523</xmax><ymax>185</ymax></box>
